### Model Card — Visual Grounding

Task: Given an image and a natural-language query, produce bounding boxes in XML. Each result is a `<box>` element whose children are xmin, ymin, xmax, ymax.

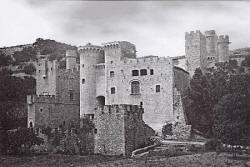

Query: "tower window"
<box><xmin>69</xmin><ymin>90</ymin><xmax>74</xmax><ymax>100</ymax></box>
<box><xmin>39</xmin><ymin>108</ymin><xmax>43</xmax><ymax>112</ymax></box>
<box><xmin>132</xmin><ymin>70</ymin><xmax>139</xmax><ymax>76</ymax></box>
<box><xmin>82</xmin><ymin>79</ymin><xmax>85</xmax><ymax>84</ymax></box>
<box><xmin>110</xmin><ymin>71</ymin><xmax>114</xmax><ymax>78</ymax></box>
<box><xmin>150</xmin><ymin>69</ymin><xmax>154</xmax><ymax>75</ymax></box>
<box><xmin>156</xmin><ymin>85</ymin><xmax>160</xmax><ymax>93</ymax></box>
<box><xmin>111</xmin><ymin>87</ymin><xmax>115</xmax><ymax>94</ymax></box>
<box><xmin>140</xmin><ymin>69</ymin><xmax>147</xmax><ymax>76</ymax></box>
<box><xmin>131</xmin><ymin>81</ymin><xmax>140</xmax><ymax>94</ymax></box>
<box><xmin>94</xmin><ymin>128</ymin><xmax>97</xmax><ymax>134</ymax></box>
<box><xmin>82</xmin><ymin>64</ymin><xmax>84</xmax><ymax>68</ymax></box>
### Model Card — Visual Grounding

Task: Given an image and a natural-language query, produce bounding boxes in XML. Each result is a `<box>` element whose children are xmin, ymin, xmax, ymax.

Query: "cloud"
<box><xmin>1</xmin><ymin>1</ymin><xmax>250</xmax><ymax>57</ymax></box>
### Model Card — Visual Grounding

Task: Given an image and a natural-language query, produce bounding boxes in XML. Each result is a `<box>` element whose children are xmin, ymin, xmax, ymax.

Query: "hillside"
<box><xmin>0</xmin><ymin>38</ymin><xmax>77</xmax><ymax>65</ymax></box>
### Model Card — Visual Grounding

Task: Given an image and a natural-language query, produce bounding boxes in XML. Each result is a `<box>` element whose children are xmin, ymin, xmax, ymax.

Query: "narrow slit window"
<box><xmin>156</xmin><ymin>85</ymin><xmax>160</xmax><ymax>93</ymax></box>
<box><xmin>82</xmin><ymin>78</ymin><xmax>85</xmax><ymax>84</ymax></box>
<box><xmin>150</xmin><ymin>69</ymin><xmax>154</xmax><ymax>75</ymax></box>
<box><xmin>110</xmin><ymin>71</ymin><xmax>114</xmax><ymax>78</ymax></box>
<box><xmin>111</xmin><ymin>87</ymin><xmax>115</xmax><ymax>94</ymax></box>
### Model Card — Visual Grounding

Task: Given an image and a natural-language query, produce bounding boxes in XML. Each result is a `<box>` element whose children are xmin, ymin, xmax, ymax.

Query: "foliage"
<box><xmin>241</xmin><ymin>56</ymin><xmax>250</xmax><ymax>67</ymax></box>
<box><xmin>58</xmin><ymin>59</ymin><xmax>66</xmax><ymax>69</ymax></box>
<box><xmin>23</xmin><ymin>63</ymin><xmax>36</xmax><ymax>75</ymax></box>
<box><xmin>34</xmin><ymin>38</ymin><xmax>77</xmax><ymax>61</ymax></box>
<box><xmin>187</xmin><ymin>62</ymin><xmax>250</xmax><ymax>144</ymax></box>
<box><xmin>204</xmin><ymin>138</ymin><xmax>222</xmax><ymax>151</ymax></box>
<box><xmin>7</xmin><ymin>128</ymin><xmax>44</xmax><ymax>154</ymax></box>
<box><xmin>0</xmin><ymin>52</ymin><xmax>13</xmax><ymax>66</ymax></box>
<box><xmin>13</xmin><ymin>46</ymin><xmax>37</xmax><ymax>64</ymax></box>
<box><xmin>213</xmin><ymin>93</ymin><xmax>250</xmax><ymax>146</ymax></box>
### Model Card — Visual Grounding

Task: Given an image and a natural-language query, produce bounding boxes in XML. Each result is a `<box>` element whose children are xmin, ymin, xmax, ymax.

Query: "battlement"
<box><xmin>121</xmin><ymin>56</ymin><xmax>172</xmax><ymax>65</ymax></box>
<box><xmin>205</xmin><ymin>30</ymin><xmax>216</xmax><ymax>37</ymax></box>
<box><xmin>185</xmin><ymin>30</ymin><xmax>201</xmax><ymax>38</ymax></box>
<box><xmin>78</xmin><ymin>43</ymin><xmax>103</xmax><ymax>53</ymax></box>
<box><xmin>217</xmin><ymin>35</ymin><xmax>230</xmax><ymax>43</ymax></box>
<box><xmin>27</xmin><ymin>94</ymin><xmax>56</xmax><ymax>104</ymax></box>
<box><xmin>94</xmin><ymin>63</ymin><xmax>105</xmax><ymax>69</ymax></box>
<box><xmin>96</xmin><ymin>104</ymin><xmax>143</xmax><ymax>116</ymax></box>
<box><xmin>103</xmin><ymin>41</ymin><xmax>135</xmax><ymax>50</ymax></box>
<box><xmin>66</xmin><ymin>50</ymin><xmax>77</xmax><ymax>58</ymax></box>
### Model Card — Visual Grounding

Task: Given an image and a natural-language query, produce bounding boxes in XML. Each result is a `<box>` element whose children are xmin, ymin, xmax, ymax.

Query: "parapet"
<box><xmin>78</xmin><ymin>43</ymin><xmax>103</xmax><ymax>53</ymax></box>
<box><xmin>205</xmin><ymin>30</ymin><xmax>216</xmax><ymax>37</ymax></box>
<box><xmin>95</xmin><ymin>104</ymin><xmax>143</xmax><ymax>116</ymax></box>
<box><xmin>121</xmin><ymin>56</ymin><xmax>172</xmax><ymax>65</ymax></box>
<box><xmin>217</xmin><ymin>35</ymin><xmax>230</xmax><ymax>43</ymax></box>
<box><xmin>66</xmin><ymin>50</ymin><xmax>77</xmax><ymax>58</ymax></box>
<box><xmin>103</xmin><ymin>41</ymin><xmax>136</xmax><ymax>50</ymax></box>
<box><xmin>185</xmin><ymin>30</ymin><xmax>202</xmax><ymax>39</ymax></box>
<box><xmin>27</xmin><ymin>94</ymin><xmax>56</xmax><ymax>104</ymax></box>
<box><xmin>94</xmin><ymin>63</ymin><xmax>105</xmax><ymax>69</ymax></box>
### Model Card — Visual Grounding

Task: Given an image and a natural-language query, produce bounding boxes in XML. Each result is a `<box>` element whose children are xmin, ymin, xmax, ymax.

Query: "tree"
<box><xmin>0</xmin><ymin>52</ymin><xmax>12</xmax><ymax>66</ymax></box>
<box><xmin>23</xmin><ymin>63</ymin><xmax>36</xmax><ymax>75</ymax></box>
<box><xmin>213</xmin><ymin>93</ymin><xmax>250</xmax><ymax>157</ymax></box>
<box><xmin>7</xmin><ymin>128</ymin><xmax>44</xmax><ymax>154</ymax></box>
<box><xmin>186</xmin><ymin>68</ymin><xmax>213</xmax><ymax>136</ymax></box>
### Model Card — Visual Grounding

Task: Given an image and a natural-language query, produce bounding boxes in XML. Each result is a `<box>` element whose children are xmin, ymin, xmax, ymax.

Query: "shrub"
<box><xmin>205</xmin><ymin>138</ymin><xmax>222</xmax><ymax>151</ymax></box>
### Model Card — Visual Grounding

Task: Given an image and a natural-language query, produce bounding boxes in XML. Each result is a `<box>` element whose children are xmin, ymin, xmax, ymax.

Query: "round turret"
<box><xmin>78</xmin><ymin>43</ymin><xmax>104</xmax><ymax>118</ymax></box>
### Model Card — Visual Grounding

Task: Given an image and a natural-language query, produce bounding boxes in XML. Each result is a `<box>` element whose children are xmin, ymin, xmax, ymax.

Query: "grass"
<box><xmin>0</xmin><ymin>152</ymin><xmax>249</xmax><ymax>167</ymax></box>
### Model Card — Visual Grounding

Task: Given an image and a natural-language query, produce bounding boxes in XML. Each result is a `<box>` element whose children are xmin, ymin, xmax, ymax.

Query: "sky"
<box><xmin>0</xmin><ymin>0</ymin><xmax>250</xmax><ymax>57</ymax></box>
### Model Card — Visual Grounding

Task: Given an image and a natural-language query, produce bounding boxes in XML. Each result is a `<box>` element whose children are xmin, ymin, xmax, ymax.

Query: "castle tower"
<box><xmin>217</xmin><ymin>35</ymin><xmax>230</xmax><ymax>62</ymax></box>
<box><xmin>185</xmin><ymin>30</ymin><xmax>206</xmax><ymax>76</ymax></box>
<box><xmin>78</xmin><ymin>43</ymin><xmax>104</xmax><ymax>118</ymax></box>
<box><xmin>36</xmin><ymin>59</ymin><xmax>58</xmax><ymax>95</ymax></box>
<box><xmin>103</xmin><ymin>41</ymin><xmax>136</xmax><ymax>105</ymax></box>
<box><xmin>205</xmin><ymin>30</ymin><xmax>218</xmax><ymax>68</ymax></box>
<box><xmin>66</xmin><ymin>50</ymin><xmax>77</xmax><ymax>70</ymax></box>
<box><xmin>103</xmin><ymin>41</ymin><xmax>136</xmax><ymax>65</ymax></box>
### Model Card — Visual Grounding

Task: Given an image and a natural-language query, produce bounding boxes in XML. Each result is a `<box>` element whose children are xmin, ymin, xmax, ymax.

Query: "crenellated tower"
<box><xmin>185</xmin><ymin>30</ymin><xmax>231</xmax><ymax>75</ymax></box>
<box><xmin>66</xmin><ymin>50</ymin><xmax>78</xmax><ymax>70</ymax></box>
<box><xmin>78</xmin><ymin>43</ymin><xmax>104</xmax><ymax>118</ymax></box>
<box><xmin>217</xmin><ymin>35</ymin><xmax>230</xmax><ymax>62</ymax></box>
<box><xmin>36</xmin><ymin>59</ymin><xmax>58</xmax><ymax>96</ymax></box>
<box><xmin>185</xmin><ymin>30</ymin><xmax>207</xmax><ymax>76</ymax></box>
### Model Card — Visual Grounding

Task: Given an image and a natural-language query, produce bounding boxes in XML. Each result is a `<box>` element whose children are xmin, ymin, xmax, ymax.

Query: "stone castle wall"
<box><xmin>27</xmin><ymin>95</ymin><xmax>79</xmax><ymax>129</ymax></box>
<box><xmin>94</xmin><ymin>105</ymin><xmax>155</xmax><ymax>156</ymax></box>
<box><xmin>105</xmin><ymin>56</ymin><xmax>174</xmax><ymax>131</ymax></box>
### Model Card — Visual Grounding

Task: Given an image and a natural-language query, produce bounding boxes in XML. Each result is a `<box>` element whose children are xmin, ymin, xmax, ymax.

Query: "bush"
<box><xmin>7</xmin><ymin>128</ymin><xmax>44</xmax><ymax>155</ymax></box>
<box><xmin>23</xmin><ymin>63</ymin><xmax>36</xmax><ymax>75</ymax></box>
<box><xmin>205</xmin><ymin>138</ymin><xmax>222</xmax><ymax>151</ymax></box>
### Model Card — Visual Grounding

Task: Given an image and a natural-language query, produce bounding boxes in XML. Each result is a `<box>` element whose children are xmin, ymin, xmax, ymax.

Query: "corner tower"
<box><xmin>217</xmin><ymin>35</ymin><xmax>230</xmax><ymax>62</ymax></box>
<box><xmin>78</xmin><ymin>43</ymin><xmax>104</xmax><ymax>118</ymax></box>
<box><xmin>185</xmin><ymin>30</ymin><xmax>206</xmax><ymax>76</ymax></box>
<box><xmin>205</xmin><ymin>30</ymin><xmax>218</xmax><ymax>68</ymax></box>
<box><xmin>66</xmin><ymin>50</ymin><xmax>78</xmax><ymax>70</ymax></box>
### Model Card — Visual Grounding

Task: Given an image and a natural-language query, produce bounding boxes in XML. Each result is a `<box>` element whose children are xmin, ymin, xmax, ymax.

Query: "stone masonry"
<box><xmin>27</xmin><ymin>50</ymin><xmax>80</xmax><ymax>130</ymax></box>
<box><xmin>93</xmin><ymin>104</ymin><xmax>155</xmax><ymax>157</ymax></box>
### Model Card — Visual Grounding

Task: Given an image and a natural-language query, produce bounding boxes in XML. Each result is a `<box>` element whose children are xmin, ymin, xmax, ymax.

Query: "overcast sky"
<box><xmin>1</xmin><ymin>0</ymin><xmax>250</xmax><ymax>57</ymax></box>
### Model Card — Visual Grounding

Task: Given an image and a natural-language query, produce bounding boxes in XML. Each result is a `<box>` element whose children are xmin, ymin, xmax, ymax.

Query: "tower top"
<box><xmin>66</xmin><ymin>50</ymin><xmax>77</xmax><ymax>58</ymax></box>
<box><xmin>205</xmin><ymin>30</ymin><xmax>216</xmax><ymax>37</ymax></box>
<box><xmin>78</xmin><ymin>43</ymin><xmax>103</xmax><ymax>53</ymax></box>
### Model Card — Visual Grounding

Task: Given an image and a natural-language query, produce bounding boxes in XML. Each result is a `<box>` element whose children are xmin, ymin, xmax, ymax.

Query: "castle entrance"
<box><xmin>96</xmin><ymin>96</ymin><xmax>105</xmax><ymax>107</ymax></box>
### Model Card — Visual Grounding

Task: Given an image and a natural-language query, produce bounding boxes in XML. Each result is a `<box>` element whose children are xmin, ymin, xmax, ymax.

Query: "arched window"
<box><xmin>131</xmin><ymin>81</ymin><xmax>140</xmax><ymax>94</ymax></box>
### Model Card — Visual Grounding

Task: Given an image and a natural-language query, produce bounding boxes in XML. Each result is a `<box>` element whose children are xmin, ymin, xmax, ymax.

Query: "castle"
<box><xmin>184</xmin><ymin>30</ymin><xmax>230</xmax><ymax>76</ymax></box>
<box><xmin>27</xmin><ymin>29</ymin><xmax>233</xmax><ymax>156</ymax></box>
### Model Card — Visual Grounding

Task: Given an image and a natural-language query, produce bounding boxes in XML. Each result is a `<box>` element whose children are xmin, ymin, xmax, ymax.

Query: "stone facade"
<box><xmin>185</xmin><ymin>30</ymin><xmax>230</xmax><ymax>76</ymax></box>
<box><xmin>93</xmin><ymin>104</ymin><xmax>155</xmax><ymax>157</ymax></box>
<box><xmin>27</xmin><ymin>51</ymin><xmax>80</xmax><ymax>129</ymax></box>
<box><xmin>78</xmin><ymin>41</ymin><xmax>189</xmax><ymax>132</ymax></box>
